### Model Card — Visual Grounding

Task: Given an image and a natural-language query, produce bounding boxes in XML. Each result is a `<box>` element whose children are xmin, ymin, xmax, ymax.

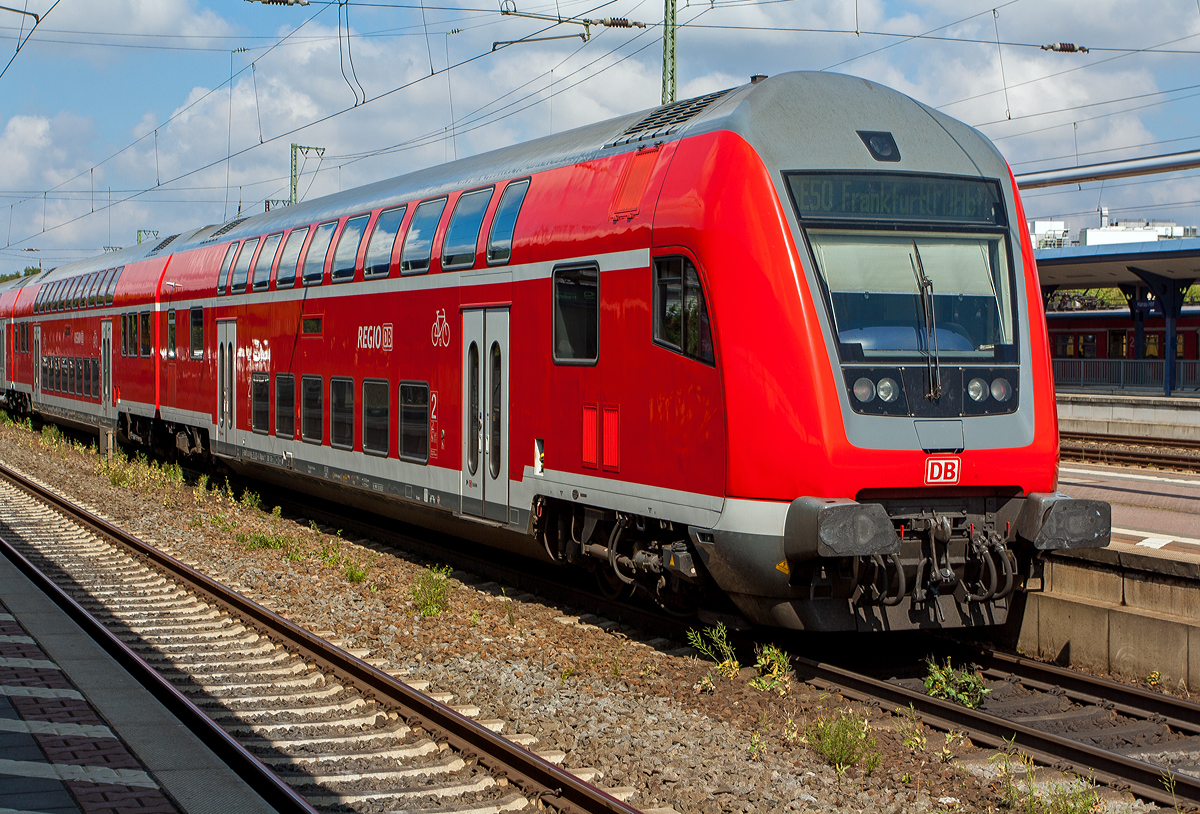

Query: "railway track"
<box><xmin>197</xmin><ymin>467</ymin><xmax>1200</xmax><ymax>810</ymax></box>
<box><xmin>6</xmin><ymin>442</ymin><xmax>1200</xmax><ymax>811</ymax></box>
<box><xmin>800</xmin><ymin>635</ymin><xmax>1200</xmax><ymax>809</ymax></box>
<box><xmin>0</xmin><ymin>460</ymin><xmax>641</xmax><ymax>814</ymax></box>
<box><xmin>1060</xmin><ymin>431</ymin><xmax>1200</xmax><ymax>470</ymax></box>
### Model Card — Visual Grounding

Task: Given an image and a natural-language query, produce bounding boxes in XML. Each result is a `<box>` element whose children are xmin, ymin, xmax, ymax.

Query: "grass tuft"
<box><xmin>410</xmin><ymin>564</ymin><xmax>453</xmax><ymax>616</ymax></box>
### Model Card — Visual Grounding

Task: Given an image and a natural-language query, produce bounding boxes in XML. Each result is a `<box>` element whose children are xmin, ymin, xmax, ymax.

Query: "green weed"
<box><xmin>244</xmin><ymin>531</ymin><xmax>288</xmax><ymax>550</ymax></box>
<box><xmin>748</xmin><ymin>642</ymin><xmax>791</xmax><ymax>694</ymax></box>
<box><xmin>804</xmin><ymin>710</ymin><xmax>881</xmax><ymax>780</ymax></box>
<box><xmin>897</xmin><ymin>704</ymin><xmax>928</xmax><ymax>753</ymax></box>
<box><xmin>240</xmin><ymin>489</ymin><xmax>262</xmax><ymax>510</ymax></box>
<box><xmin>410</xmin><ymin>564</ymin><xmax>453</xmax><ymax>617</ymax></box>
<box><xmin>748</xmin><ymin>730</ymin><xmax>766</xmax><ymax>761</ymax></box>
<box><xmin>924</xmin><ymin>657</ymin><xmax>991</xmax><ymax>709</ymax></box>
<box><xmin>344</xmin><ymin>560</ymin><xmax>370</xmax><ymax>583</ymax></box>
<box><xmin>687</xmin><ymin>622</ymin><xmax>740</xmax><ymax>679</ymax></box>
<box><xmin>992</xmin><ymin>749</ymin><xmax>1102</xmax><ymax>813</ymax></box>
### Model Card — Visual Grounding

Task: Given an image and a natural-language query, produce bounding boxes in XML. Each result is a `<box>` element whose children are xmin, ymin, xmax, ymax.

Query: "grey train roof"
<box><xmin>39</xmin><ymin>71</ymin><xmax>1009</xmax><ymax>282</ymax></box>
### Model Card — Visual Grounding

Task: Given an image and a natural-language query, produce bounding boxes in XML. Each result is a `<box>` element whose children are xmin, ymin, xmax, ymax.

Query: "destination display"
<box><xmin>787</xmin><ymin>172</ymin><xmax>1005</xmax><ymax>226</ymax></box>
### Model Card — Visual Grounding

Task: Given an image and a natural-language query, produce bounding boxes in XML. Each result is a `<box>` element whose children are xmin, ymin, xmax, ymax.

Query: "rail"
<box><xmin>1059</xmin><ymin>431</ymin><xmax>1200</xmax><ymax>470</ymax></box>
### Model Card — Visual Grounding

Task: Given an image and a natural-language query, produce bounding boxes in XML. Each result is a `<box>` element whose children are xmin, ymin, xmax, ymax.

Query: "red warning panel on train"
<box><xmin>924</xmin><ymin>457</ymin><xmax>961</xmax><ymax>485</ymax></box>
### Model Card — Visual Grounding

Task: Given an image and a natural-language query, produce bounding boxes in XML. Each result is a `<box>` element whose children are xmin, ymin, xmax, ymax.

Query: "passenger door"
<box><xmin>101</xmin><ymin>321</ymin><xmax>112</xmax><ymax>421</ymax></box>
<box><xmin>461</xmin><ymin>308</ymin><xmax>510</xmax><ymax>522</ymax></box>
<box><xmin>32</xmin><ymin>325</ymin><xmax>40</xmax><ymax>401</ymax></box>
<box><xmin>216</xmin><ymin>320</ymin><xmax>237</xmax><ymax>455</ymax></box>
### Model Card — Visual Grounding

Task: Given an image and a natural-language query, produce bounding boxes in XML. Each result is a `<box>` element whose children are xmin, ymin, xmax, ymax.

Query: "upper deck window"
<box><xmin>364</xmin><ymin>206</ymin><xmax>406</xmax><ymax>278</ymax></box>
<box><xmin>252</xmin><ymin>233</ymin><xmax>283</xmax><ymax>292</ymax></box>
<box><xmin>487</xmin><ymin>179</ymin><xmax>529</xmax><ymax>265</ymax></box>
<box><xmin>86</xmin><ymin>272</ymin><xmax>103</xmax><ymax>307</ymax></box>
<box><xmin>332</xmin><ymin>214</ymin><xmax>370</xmax><ymax>283</ymax></box>
<box><xmin>442</xmin><ymin>188</ymin><xmax>493</xmax><ymax>269</ymax></box>
<box><xmin>276</xmin><ymin>227</ymin><xmax>308</xmax><ymax>290</ymax></box>
<box><xmin>229</xmin><ymin>237</ymin><xmax>260</xmax><ymax>294</ymax></box>
<box><xmin>217</xmin><ymin>243</ymin><xmax>239</xmax><ymax>295</ymax></box>
<box><xmin>106</xmin><ymin>267</ymin><xmax>122</xmax><ymax>305</ymax></box>
<box><xmin>400</xmin><ymin>198</ymin><xmax>447</xmax><ymax>274</ymax></box>
<box><xmin>67</xmin><ymin>277</ymin><xmax>82</xmax><ymax>310</ymax></box>
<box><xmin>303</xmin><ymin>221</ymin><xmax>338</xmax><ymax>286</ymax></box>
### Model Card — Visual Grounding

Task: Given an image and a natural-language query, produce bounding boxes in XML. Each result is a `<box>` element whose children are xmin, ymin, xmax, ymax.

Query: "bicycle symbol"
<box><xmin>431</xmin><ymin>309</ymin><xmax>450</xmax><ymax>348</ymax></box>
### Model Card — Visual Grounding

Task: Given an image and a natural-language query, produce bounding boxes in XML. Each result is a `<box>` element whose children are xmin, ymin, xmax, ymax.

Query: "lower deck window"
<box><xmin>190</xmin><ymin>308</ymin><xmax>204</xmax><ymax>359</ymax></box>
<box><xmin>330</xmin><ymin>377</ymin><xmax>355</xmax><ymax>449</ymax></box>
<box><xmin>362</xmin><ymin>380</ymin><xmax>389</xmax><ymax>456</ymax></box>
<box><xmin>140</xmin><ymin>312</ymin><xmax>151</xmax><ymax>357</ymax></box>
<box><xmin>275</xmin><ymin>374</ymin><xmax>295</xmax><ymax>438</ymax></box>
<box><xmin>91</xmin><ymin>359</ymin><xmax>99</xmax><ymax>400</ymax></box>
<box><xmin>552</xmin><ymin>264</ymin><xmax>599</xmax><ymax>363</ymax></box>
<box><xmin>251</xmin><ymin>373</ymin><xmax>269</xmax><ymax>434</ymax></box>
<box><xmin>301</xmin><ymin>375</ymin><xmax>323</xmax><ymax>444</ymax></box>
<box><xmin>399</xmin><ymin>382</ymin><xmax>429</xmax><ymax>463</ymax></box>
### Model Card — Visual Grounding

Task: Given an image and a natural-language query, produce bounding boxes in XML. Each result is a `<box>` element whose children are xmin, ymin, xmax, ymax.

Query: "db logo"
<box><xmin>924</xmin><ymin>457</ymin><xmax>960</xmax><ymax>485</ymax></box>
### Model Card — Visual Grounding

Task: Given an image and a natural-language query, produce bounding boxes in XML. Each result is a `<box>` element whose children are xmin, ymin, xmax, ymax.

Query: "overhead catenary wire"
<box><xmin>0</xmin><ymin>0</ymin><xmax>59</xmax><ymax>82</ymax></box>
<box><xmin>3</xmin><ymin>0</ymin><xmax>657</xmax><ymax>245</ymax></box>
<box><xmin>6</xmin><ymin>0</ymin><xmax>1199</xmax><ymax>258</ymax></box>
<box><xmin>1</xmin><ymin>1</ymin><xmax>333</xmax><ymax>244</ymax></box>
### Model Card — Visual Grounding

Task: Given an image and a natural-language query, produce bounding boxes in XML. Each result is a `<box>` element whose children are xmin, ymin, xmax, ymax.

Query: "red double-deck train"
<box><xmin>2</xmin><ymin>72</ymin><xmax>1109</xmax><ymax>631</ymax></box>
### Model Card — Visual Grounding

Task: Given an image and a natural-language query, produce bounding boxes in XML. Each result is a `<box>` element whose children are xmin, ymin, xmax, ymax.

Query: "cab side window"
<box><xmin>653</xmin><ymin>256</ymin><xmax>714</xmax><ymax>365</ymax></box>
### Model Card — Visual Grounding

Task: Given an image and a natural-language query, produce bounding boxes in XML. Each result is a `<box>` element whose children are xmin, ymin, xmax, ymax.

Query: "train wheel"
<box><xmin>594</xmin><ymin>567</ymin><xmax>628</xmax><ymax>600</ymax></box>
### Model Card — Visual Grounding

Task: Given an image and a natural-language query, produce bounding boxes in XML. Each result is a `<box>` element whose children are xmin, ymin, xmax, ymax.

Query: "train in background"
<box><xmin>1048</xmin><ymin>306</ymin><xmax>1200</xmax><ymax>360</ymax></box>
<box><xmin>1</xmin><ymin>71</ymin><xmax>1110</xmax><ymax>632</ymax></box>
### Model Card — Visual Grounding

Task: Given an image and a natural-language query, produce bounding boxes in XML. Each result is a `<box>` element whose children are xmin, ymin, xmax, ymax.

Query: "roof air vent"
<box><xmin>201</xmin><ymin>218</ymin><xmax>249</xmax><ymax>244</ymax></box>
<box><xmin>147</xmin><ymin>234</ymin><xmax>180</xmax><ymax>256</ymax></box>
<box><xmin>606</xmin><ymin>88</ymin><xmax>733</xmax><ymax>148</ymax></box>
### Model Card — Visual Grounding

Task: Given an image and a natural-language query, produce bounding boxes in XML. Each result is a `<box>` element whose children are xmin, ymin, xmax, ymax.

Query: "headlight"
<box><xmin>967</xmin><ymin>377</ymin><xmax>988</xmax><ymax>402</ymax></box>
<box><xmin>991</xmin><ymin>377</ymin><xmax>1013</xmax><ymax>402</ymax></box>
<box><xmin>877</xmin><ymin>377</ymin><xmax>899</xmax><ymax>403</ymax></box>
<box><xmin>853</xmin><ymin>377</ymin><xmax>876</xmax><ymax>403</ymax></box>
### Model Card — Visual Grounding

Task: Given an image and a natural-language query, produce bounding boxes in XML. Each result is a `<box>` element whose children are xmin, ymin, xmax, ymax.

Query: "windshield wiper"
<box><xmin>909</xmin><ymin>239</ymin><xmax>943</xmax><ymax>400</ymax></box>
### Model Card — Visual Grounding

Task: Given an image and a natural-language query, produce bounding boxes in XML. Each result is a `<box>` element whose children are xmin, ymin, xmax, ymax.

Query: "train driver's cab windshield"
<box><xmin>808</xmin><ymin>230</ymin><xmax>1015</xmax><ymax>362</ymax></box>
<box><xmin>786</xmin><ymin>171</ymin><xmax>1017</xmax><ymax>364</ymax></box>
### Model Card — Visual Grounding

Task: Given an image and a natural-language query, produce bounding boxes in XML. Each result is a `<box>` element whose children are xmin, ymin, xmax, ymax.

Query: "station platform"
<box><xmin>0</xmin><ymin>549</ymin><xmax>278</xmax><ymax>814</ymax></box>
<box><xmin>1022</xmin><ymin>463</ymin><xmax>1200</xmax><ymax>694</ymax></box>
<box><xmin>1056</xmin><ymin>390</ymin><xmax>1200</xmax><ymax>444</ymax></box>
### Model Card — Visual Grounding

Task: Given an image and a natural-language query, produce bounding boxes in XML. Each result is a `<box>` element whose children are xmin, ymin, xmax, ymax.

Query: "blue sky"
<box><xmin>2</xmin><ymin>0</ymin><xmax>1199</xmax><ymax>274</ymax></box>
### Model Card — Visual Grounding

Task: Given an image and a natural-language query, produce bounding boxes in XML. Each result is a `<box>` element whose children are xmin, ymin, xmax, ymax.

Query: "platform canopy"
<box><xmin>1033</xmin><ymin>238</ymin><xmax>1200</xmax><ymax>288</ymax></box>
